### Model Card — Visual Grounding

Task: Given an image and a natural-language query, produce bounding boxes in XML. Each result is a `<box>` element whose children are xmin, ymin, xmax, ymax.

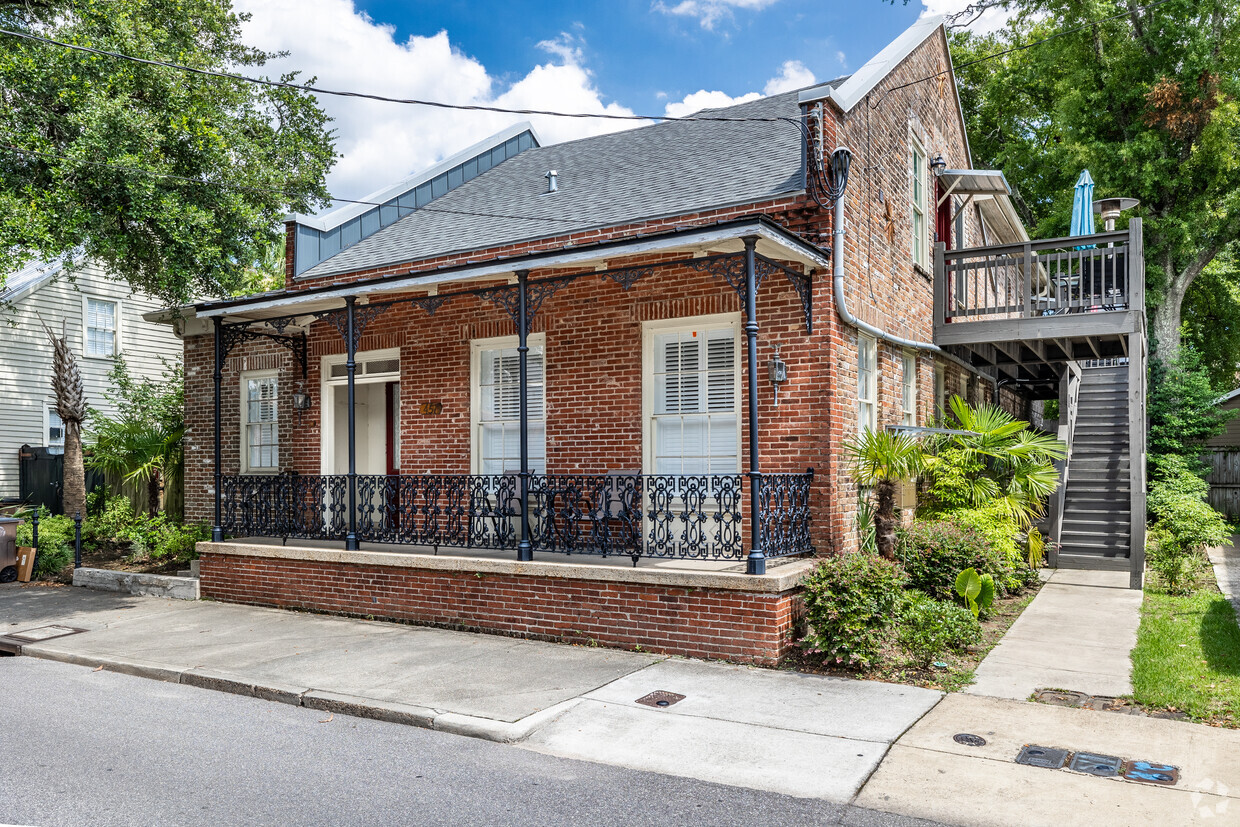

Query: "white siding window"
<box><xmin>648</xmin><ymin>320</ymin><xmax>739</xmax><ymax>475</ymax></box>
<box><xmin>85</xmin><ymin>297</ymin><xmax>118</xmax><ymax>357</ymax></box>
<box><xmin>242</xmin><ymin>373</ymin><xmax>279</xmax><ymax>472</ymax></box>
<box><xmin>858</xmin><ymin>334</ymin><xmax>878</xmax><ymax>434</ymax></box>
<box><xmin>910</xmin><ymin>136</ymin><xmax>929</xmax><ymax>270</ymax></box>
<box><xmin>473</xmin><ymin>336</ymin><xmax>545</xmax><ymax>475</ymax></box>
<box><xmin>902</xmin><ymin>351</ymin><xmax>917</xmax><ymax>427</ymax></box>
<box><xmin>47</xmin><ymin>407</ymin><xmax>65</xmax><ymax>455</ymax></box>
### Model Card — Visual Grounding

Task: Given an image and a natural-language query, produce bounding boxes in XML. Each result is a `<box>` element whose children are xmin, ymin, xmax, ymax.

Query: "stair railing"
<box><xmin>1047</xmin><ymin>362</ymin><xmax>1081</xmax><ymax>567</ymax></box>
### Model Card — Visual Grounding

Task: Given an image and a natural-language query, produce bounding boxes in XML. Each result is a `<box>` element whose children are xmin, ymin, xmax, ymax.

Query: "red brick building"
<box><xmin>157</xmin><ymin>17</ymin><xmax>1147</xmax><ymax>663</ymax></box>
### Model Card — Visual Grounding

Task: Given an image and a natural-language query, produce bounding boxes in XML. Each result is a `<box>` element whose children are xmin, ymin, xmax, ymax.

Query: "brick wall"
<box><xmin>200</xmin><ymin>551</ymin><xmax>805</xmax><ymax>666</ymax></box>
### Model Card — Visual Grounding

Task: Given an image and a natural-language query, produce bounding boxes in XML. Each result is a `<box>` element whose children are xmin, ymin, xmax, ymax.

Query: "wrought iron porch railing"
<box><xmin>935</xmin><ymin>229</ymin><xmax>1141</xmax><ymax>324</ymax></box>
<box><xmin>217</xmin><ymin>471</ymin><xmax>814</xmax><ymax>564</ymax></box>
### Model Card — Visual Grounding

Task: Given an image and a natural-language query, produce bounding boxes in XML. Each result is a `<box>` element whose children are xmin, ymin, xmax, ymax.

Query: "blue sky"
<box><xmin>235</xmin><ymin>0</ymin><xmax>976</xmax><ymax>203</ymax></box>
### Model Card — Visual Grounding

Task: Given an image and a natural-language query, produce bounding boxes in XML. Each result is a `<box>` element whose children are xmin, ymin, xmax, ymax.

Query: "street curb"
<box><xmin>19</xmin><ymin>648</ymin><xmax>574</xmax><ymax>744</ymax></box>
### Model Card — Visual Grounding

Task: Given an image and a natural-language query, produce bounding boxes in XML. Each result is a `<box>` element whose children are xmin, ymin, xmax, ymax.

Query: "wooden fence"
<box><xmin>1207</xmin><ymin>450</ymin><xmax>1240</xmax><ymax>519</ymax></box>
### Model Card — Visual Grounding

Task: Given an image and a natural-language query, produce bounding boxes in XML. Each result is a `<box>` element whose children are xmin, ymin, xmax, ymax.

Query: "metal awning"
<box><xmin>936</xmin><ymin>169</ymin><xmax>1011</xmax><ymax>206</ymax></box>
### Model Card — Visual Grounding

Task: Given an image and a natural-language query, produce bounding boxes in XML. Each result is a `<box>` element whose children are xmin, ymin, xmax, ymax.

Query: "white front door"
<box><xmin>329</xmin><ymin>382</ymin><xmax>387</xmax><ymax>475</ymax></box>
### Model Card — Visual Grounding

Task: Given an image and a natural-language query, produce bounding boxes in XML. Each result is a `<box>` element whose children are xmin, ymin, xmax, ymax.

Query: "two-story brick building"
<box><xmin>157</xmin><ymin>16</ymin><xmax>1146</xmax><ymax>664</ymax></box>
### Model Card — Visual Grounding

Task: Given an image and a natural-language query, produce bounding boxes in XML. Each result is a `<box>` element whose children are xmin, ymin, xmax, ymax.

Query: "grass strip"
<box><xmin>1131</xmin><ymin>589</ymin><xmax>1240</xmax><ymax>725</ymax></box>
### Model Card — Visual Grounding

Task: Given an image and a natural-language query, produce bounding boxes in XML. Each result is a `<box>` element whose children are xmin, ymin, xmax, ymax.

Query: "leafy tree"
<box><xmin>950</xmin><ymin>1</ymin><xmax>1240</xmax><ymax>361</ymax></box>
<box><xmin>1183</xmin><ymin>252</ymin><xmax>1240</xmax><ymax>388</ymax></box>
<box><xmin>0</xmin><ymin>0</ymin><xmax>335</xmax><ymax>304</ymax></box>
<box><xmin>1147</xmin><ymin>345</ymin><xmax>1234</xmax><ymax>470</ymax></box>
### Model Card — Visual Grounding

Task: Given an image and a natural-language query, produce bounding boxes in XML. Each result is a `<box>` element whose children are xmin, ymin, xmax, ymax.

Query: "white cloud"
<box><xmin>652</xmin><ymin>0</ymin><xmax>780</xmax><ymax>31</ymax></box>
<box><xmin>920</xmin><ymin>0</ymin><xmax>1016</xmax><ymax>34</ymax></box>
<box><xmin>663</xmin><ymin>60</ymin><xmax>815</xmax><ymax>118</ymax></box>
<box><xmin>836</xmin><ymin>51</ymin><xmax>847</xmax><ymax>69</ymax></box>
<box><xmin>235</xmin><ymin>0</ymin><xmax>645</xmax><ymax>203</ymax></box>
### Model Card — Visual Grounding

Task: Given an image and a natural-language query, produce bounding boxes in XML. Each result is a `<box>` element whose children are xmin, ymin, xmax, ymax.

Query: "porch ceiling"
<box><xmin>191</xmin><ymin>216</ymin><xmax>829</xmax><ymax>324</ymax></box>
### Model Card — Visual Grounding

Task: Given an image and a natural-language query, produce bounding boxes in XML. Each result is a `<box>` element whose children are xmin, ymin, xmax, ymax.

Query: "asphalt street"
<box><xmin>0</xmin><ymin>657</ymin><xmax>945</xmax><ymax>827</ymax></box>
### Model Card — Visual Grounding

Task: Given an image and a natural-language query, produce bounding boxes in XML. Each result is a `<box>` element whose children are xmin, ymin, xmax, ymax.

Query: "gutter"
<box><xmin>829</xmin><ymin>147</ymin><xmax>996</xmax><ymax>387</ymax></box>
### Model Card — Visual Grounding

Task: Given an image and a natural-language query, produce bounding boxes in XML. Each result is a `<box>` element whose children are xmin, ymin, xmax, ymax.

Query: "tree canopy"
<box><xmin>950</xmin><ymin>0</ymin><xmax>1240</xmax><ymax>367</ymax></box>
<box><xmin>0</xmin><ymin>0</ymin><xmax>336</xmax><ymax>305</ymax></box>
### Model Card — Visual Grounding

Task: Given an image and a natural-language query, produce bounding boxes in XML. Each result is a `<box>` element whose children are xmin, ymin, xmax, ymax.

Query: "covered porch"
<box><xmin>196</xmin><ymin>216</ymin><xmax>827</xmax><ymax>577</ymax></box>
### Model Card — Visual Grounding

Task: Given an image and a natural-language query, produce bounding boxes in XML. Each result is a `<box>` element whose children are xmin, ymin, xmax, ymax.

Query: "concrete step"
<box><xmin>1062</xmin><ymin>519</ymin><xmax>1131</xmax><ymax>534</ymax></box>
<box><xmin>1056</xmin><ymin>552</ymin><xmax>1132</xmax><ymax>571</ymax></box>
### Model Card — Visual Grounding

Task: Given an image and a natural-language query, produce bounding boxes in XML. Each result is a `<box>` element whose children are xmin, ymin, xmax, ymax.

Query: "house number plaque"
<box><xmin>419</xmin><ymin>402</ymin><xmax>443</xmax><ymax>416</ymax></box>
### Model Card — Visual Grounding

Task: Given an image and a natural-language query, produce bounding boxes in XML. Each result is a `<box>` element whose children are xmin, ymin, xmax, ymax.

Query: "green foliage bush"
<box><xmin>897</xmin><ymin>592</ymin><xmax>983</xmax><ymax>666</ymax></box>
<box><xmin>896</xmin><ymin>520</ymin><xmax>1006</xmax><ymax>601</ymax></box>
<box><xmin>955</xmin><ymin>567</ymin><xmax>996</xmax><ymax>618</ymax></box>
<box><xmin>1146</xmin><ymin>525</ymin><xmax>1203</xmax><ymax>596</ymax></box>
<box><xmin>1148</xmin><ymin>347</ymin><xmax>1235</xmax><ymax>466</ymax></box>
<box><xmin>801</xmin><ymin>553</ymin><xmax>907</xmax><ymax>668</ymax></box>
<box><xmin>951</xmin><ymin>504</ymin><xmax>1022</xmax><ymax>572</ymax></box>
<box><xmin>1144</xmin><ymin>455</ymin><xmax>1228</xmax><ymax>594</ymax></box>
<box><xmin>15</xmin><ymin>508</ymin><xmax>75</xmax><ymax>577</ymax></box>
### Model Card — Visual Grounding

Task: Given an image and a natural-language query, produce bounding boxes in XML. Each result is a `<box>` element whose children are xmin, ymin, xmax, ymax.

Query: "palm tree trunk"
<box><xmin>148</xmin><ymin>472</ymin><xmax>160</xmax><ymax>517</ymax></box>
<box><xmin>63</xmin><ymin>422</ymin><xmax>85</xmax><ymax>519</ymax></box>
<box><xmin>874</xmin><ymin>480</ymin><xmax>898</xmax><ymax>560</ymax></box>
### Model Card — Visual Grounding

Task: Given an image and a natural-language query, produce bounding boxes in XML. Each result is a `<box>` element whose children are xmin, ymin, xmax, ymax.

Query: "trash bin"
<box><xmin>0</xmin><ymin>517</ymin><xmax>19</xmax><ymax>583</ymax></box>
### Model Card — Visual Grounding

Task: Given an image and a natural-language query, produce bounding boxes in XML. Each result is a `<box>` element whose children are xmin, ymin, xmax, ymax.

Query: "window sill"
<box><xmin>240</xmin><ymin>467</ymin><xmax>281</xmax><ymax>476</ymax></box>
<box><xmin>913</xmin><ymin>263</ymin><xmax>932</xmax><ymax>282</ymax></box>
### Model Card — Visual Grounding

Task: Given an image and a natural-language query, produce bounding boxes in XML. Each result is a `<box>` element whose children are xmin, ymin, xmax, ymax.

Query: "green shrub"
<box><xmin>896</xmin><ymin>520</ymin><xmax>1006</xmax><ymax>601</ymax></box>
<box><xmin>15</xmin><ymin>509</ymin><xmax>75</xmax><ymax>577</ymax></box>
<box><xmin>955</xmin><ymin>567</ymin><xmax>996</xmax><ymax>618</ymax></box>
<box><xmin>951</xmin><ymin>504</ymin><xmax>1022</xmax><ymax>575</ymax></box>
<box><xmin>1147</xmin><ymin>455</ymin><xmax>1229</xmax><ymax>556</ymax></box>
<box><xmin>801</xmin><ymin>553</ymin><xmax>907</xmax><ymax>668</ymax></box>
<box><xmin>1146</xmin><ymin>524</ymin><xmax>1205</xmax><ymax>596</ymax></box>
<box><xmin>84</xmin><ymin>493</ymin><xmax>139</xmax><ymax>546</ymax></box>
<box><xmin>897</xmin><ymin>592</ymin><xmax>983</xmax><ymax>666</ymax></box>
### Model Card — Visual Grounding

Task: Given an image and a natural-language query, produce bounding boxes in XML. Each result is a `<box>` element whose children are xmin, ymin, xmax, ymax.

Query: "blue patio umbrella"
<box><xmin>1070</xmin><ymin>170</ymin><xmax>1096</xmax><ymax>244</ymax></box>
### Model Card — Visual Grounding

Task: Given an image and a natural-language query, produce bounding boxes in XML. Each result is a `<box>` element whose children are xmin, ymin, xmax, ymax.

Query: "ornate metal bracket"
<box><xmin>602</xmin><ymin>266</ymin><xmax>653</xmax><ymax>291</ymax></box>
<box><xmin>525</xmin><ymin>277</ymin><xmax>574</xmax><ymax>333</ymax></box>
<box><xmin>409</xmin><ymin>294</ymin><xmax>450</xmax><ymax>316</ymax></box>
<box><xmin>479</xmin><ymin>275</ymin><xmax>578</xmax><ymax>334</ymax></box>
<box><xmin>756</xmin><ymin>254</ymin><xmax>813</xmax><ymax>334</ymax></box>
<box><xmin>685</xmin><ymin>254</ymin><xmax>748</xmax><ymax>303</ymax></box>
<box><xmin>220</xmin><ymin>323</ymin><xmax>308</xmax><ymax>377</ymax></box>
<box><xmin>314</xmin><ymin>302</ymin><xmax>390</xmax><ymax>351</ymax></box>
<box><xmin>477</xmin><ymin>284</ymin><xmax>521</xmax><ymax>327</ymax></box>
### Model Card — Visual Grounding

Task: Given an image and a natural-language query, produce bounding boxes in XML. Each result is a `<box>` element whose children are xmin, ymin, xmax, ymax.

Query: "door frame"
<box><xmin>319</xmin><ymin>348</ymin><xmax>400</xmax><ymax>475</ymax></box>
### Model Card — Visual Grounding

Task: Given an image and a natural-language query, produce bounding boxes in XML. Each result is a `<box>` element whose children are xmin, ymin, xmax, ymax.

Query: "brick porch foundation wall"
<box><xmin>199</xmin><ymin>546</ymin><xmax>808</xmax><ymax>666</ymax></box>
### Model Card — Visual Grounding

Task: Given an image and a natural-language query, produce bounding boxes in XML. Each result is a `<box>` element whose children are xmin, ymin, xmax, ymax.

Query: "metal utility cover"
<box><xmin>953</xmin><ymin>733</ymin><xmax>987</xmax><ymax>747</ymax></box>
<box><xmin>1123</xmin><ymin>760</ymin><xmax>1179</xmax><ymax>786</ymax></box>
<box><xmin>1069</xmin><ymin>752</ymin><xmax>1122</xmax><ymax>777</ymax></box>
<box><xmin>1015</xmin><ymin>745</ymin><xmax>1069</xmax><ymax>769</ymax></box>
<box><xmin>635</xmin><ymin>691</ymin><xmax>686</xmax><ymax>709</ymax></box>
<box><xmin>6</xmin><ymin>625</ymin><xmax>86</xmax><ymax>643</ymax></box>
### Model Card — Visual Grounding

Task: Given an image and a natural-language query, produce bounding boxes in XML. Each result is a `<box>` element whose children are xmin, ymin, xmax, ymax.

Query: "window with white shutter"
<box><xmin>646</xmin><ymin>319</ymin><xmax>740</xmax><ymax>475</ymax></box>
<box><xmin>858</xmin><ymin>334</ymin><xmax>877</xmax><ymax>433</ymax></box>
<box><xmin>472</xmin><ymin>335</ymin><xmax>545</xmax><ymax>474</ymax></box>
<box><xmin>902</xmin><ymin>351</ymin><xmax>917</xmax><ymax>426</ymax></box>
<box><xmin>241</xmin><ymin>373</ymin><xmax>278</xmax><ymax>472</ymax></box>
<box><xmin>85</xmin><ymin>297</ymin><xmax>118</xmax><ymax>357</ymax></box>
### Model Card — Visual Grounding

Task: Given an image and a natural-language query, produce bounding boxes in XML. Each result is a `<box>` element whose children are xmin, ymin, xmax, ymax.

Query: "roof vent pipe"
<box><xmin>828</xmin><ymin>147</ymin><xmax>939</xmax><ymax>354</ymax></box>
<box><xmin>545</xmin><ymin>169</ymin><xmax>558</xmax><ymax>193</ymax></box>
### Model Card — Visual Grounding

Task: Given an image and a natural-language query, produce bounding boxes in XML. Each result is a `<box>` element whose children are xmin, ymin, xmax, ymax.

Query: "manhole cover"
<box><xmin>953</xmin><ymin>733</ymin><xmax>987</xmax><ymax>747</ymax></box>
<box><xmin>6</xmin><ymin>625</ymin><xmax>86</xmax><ymax>643</ymax></box>
<box><xmin>635</xmin><ymin>691</ymin><xmax>686</xmax><ymax>708</ymax></box>
<box><xmin>1069</xmin><ymin>752</ymin><xmax>1122</xmax><ymax>777</ymax></box>
<box><xmin>1122</xmin><ymin>760</ymin><xmax>1179</xmax><ymax>786</ymax></box>
<box><xmin>1015</xmin><ymin>745</ymin><xmax>1069</xmax><ymax>769</ymax></box>
<box><xmin>1033</xmin><ymin>689</ymin><xmax>1089</xmax><ymax>708</ymax></box>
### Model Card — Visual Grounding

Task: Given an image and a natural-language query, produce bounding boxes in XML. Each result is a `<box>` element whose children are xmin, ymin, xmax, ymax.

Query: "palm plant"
<box><xmin>41</xmin><ymin>318</ymin><xmax>87</xmax><ymax>518</ymax></box>
<box><xmin>844</xmin><ymin>428</ymin><xmax>924</xmax><ymax>560</ymax></box>
<box><xmin>88</xmin><ymin>416</ymin><xmax>184</xmax><ymax>516</ymax></box>
<box><xmin>923</xmin><ymin>395</ymin><xmax>1067</xmax><ymax>528</ymax></box>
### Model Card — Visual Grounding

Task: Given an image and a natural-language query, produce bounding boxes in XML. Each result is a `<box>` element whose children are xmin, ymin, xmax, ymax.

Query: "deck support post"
<box><xmin>212</xmin><ymin>317</ymin><xmax>224</xmax><ymax>542</ymax></box>
<box><xmin>345</xmin><ymin>297</ymin><xmax>359</xmax><ymax>551</ymax></box>
<box><xmin>743</xmin><ymin>237</ymin><xmax>766</xmax><ymax>575</ymax></box>
<box><xmin>517</xmin><ymin>271</ymin><xmax>534</xmax><ymax>562</ymax></box>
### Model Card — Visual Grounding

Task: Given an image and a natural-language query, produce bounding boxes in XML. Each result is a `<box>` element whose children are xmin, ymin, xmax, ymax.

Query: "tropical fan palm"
<box><xmin>844</xmin><ymin>429</ymin><xmax>924</xmax><ymax>560</ymax></box>
<box><xmin>88</xmin><ymin>416</ymin><xmax>184</xmax><ymax>516</ymax></box>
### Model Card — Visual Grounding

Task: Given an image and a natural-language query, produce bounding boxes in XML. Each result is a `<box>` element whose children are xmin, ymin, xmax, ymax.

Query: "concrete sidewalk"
<box><xmin>966</xmin><ymin>569</ymin><xmax>1142</xmax><ymax>700</ymax></box>
<box><xmin>1209</xmin><ymin>536</ymin><xmax>1240</xmax><ymax>617</ymax></box>
<box><xmin>0</xmin><ymin>583</ymin><xmax>942</xmax><ymax>804</ymax></box>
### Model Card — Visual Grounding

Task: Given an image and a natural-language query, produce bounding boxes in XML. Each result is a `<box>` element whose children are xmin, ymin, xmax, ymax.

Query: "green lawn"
<box><xmin>1131</xmin><ymin>589</ymin><xmax>1240</xmax><ymax>725</ymax></box>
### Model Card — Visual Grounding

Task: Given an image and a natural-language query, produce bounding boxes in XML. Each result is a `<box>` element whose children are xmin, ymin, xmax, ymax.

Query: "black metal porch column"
<box><xmin>212</xmin><ymin>317</ymin><xmax>224</xmax><ymax>542</ymax></box>
<box><xmin>516</xmin><ymin>271</ymin><xmax>534</xmax><ymax>562</ymax></box>
<box><xmin>743</xmin><ymin>237</ymin><xmax>766</xmax><ymax>575</ymax></box>
<box><xmin>345</xmin><ymin>297</ymin><xmax>360</xmax><ymax>551</ymax></box>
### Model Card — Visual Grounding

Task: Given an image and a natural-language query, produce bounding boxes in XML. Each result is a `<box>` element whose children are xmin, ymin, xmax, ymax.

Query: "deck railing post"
<box><xmin>743</xmin><ymin>237</ymin><xmax>765</xmax><ymax>576</ymax></box>
<box><xmin>345</xmin><ymin>297</ymin><xmax>359</xmax><ymax>551</ymax></box>
<box><xmin>212</xmin><ymin>316</ymin><xmax>224</xmax><ymax>542</ymax></box>
<box><xmin>516</xmin><ymin>271</ymin><xmax>534</xmax><ymax>562</ymax></box>
<box><xmin>1022</xmin><ymin>242</ymin><xmax>1033</xmax><ymax>318</ymax></box>
<box><xmin>1129</xmin><ymin>217</ymin><xmax>1144</xmax><ymax>311</ymax></box>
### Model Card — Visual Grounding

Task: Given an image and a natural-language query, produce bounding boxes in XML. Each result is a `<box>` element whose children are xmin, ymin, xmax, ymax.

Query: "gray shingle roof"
<box><xmin>1</xmin><ymin>256</ymin><xmax>67</xmax><ymax>303</ymax></box>
<box><xmin>300</xmin><ymin>89</ymin><xmax>821</xmax><ymax>280</ymax></box>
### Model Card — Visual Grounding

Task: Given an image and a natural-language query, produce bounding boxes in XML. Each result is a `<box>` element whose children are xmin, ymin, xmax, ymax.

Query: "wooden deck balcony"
<box><xmin>932</xmin><ymin>220</ymin><xmax>1145</xmax><ymax>393</ymax></box>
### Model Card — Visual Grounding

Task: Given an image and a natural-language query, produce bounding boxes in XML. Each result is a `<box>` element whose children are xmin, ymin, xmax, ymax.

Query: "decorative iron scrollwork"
<box><xmin>219</xmin><ymin>324</ymin><xmax>309</xmax><ymax>377</ymax></box>
<box><xmin>524</xmin><ymin>277</ymin><xmax>574</xmax><ymax>332</ymax></box>
<box><xmin>477</xmin><ymin>284</ymin><xmax>521</xmax><ymax>328</ymax></box>
<box><xmin>409</xmin><ymin>294</ymin><xmax>450</xmax><ymax>316</ymax></box>
<box><xmin>758</xmin><ymin>471</ymin><xmax>814</xmax><ymax>558</ymax></box>
<box><xmin>313</xmin><ymin>302</ymin><xmax>390</xmax><ymax>350</ymax></box>
<box><xmin>602</xmin><ymin>266</ymin><xmax>652</xmax><ymax>292</ymax></box>
<box><xmin>756</xmin><ymin>254</ymin><xmax>814</xmax><ymax>334</ymax></box>
<box><xmin>685</xmin><ymin>254</ymin><xmax>748</xmax><ymax>303</ymax></box>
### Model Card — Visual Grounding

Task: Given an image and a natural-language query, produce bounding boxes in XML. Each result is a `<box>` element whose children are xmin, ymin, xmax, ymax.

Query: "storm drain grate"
<box><xmin>953</xmin><ymin>733</ymin><xmax>987</xmax><ymax>747</ymax></box>
<box><xmin>1015</xmin><ymin>745</ymin><xmax>1069</xmax><ymax>769</ymax></box>
<box><xmin>635</xmin><ymin>691</ymin><xmax>686</xmax><ymax>708</ymax></box>
<box><xmin>1122</xmin><ymin>760</ymin><xmax>1180</xmax><ymax>786</ymax></box>
<box><xmin>5</xmin><ymin>625</ymin><xmax>86</xmax><ymax>643</ymax></box>
<box><xmin>1069</xmin><ymin>752</ymin><xmax>1123</xmax><ymax>777</ymax></box>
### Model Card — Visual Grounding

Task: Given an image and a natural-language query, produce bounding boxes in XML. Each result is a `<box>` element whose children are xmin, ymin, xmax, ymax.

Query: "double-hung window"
<box><xmin>910</xmin><ymin>136</ymin><xmax>929</xmax><ymax>270</ymax></box>
<box><xmin>85</xmin><ymin>298</ymin><xmax>118</xmax><ymax>357</ymax></box>
<box><xmin>47</xmin><ymin>407</ymin><xmax>65</xmax><ymax>455</ymax></box>
<box><xmin>473</xmin><ymin>335</ymin><xmax>545</xmax><ymax>475</ymax></box>
<box><xmin>901</xmin><ymin>351</ymin><xmax>917</xmax><ymax>426</ymax></box>
<box><xmin>858</xmin><ymin>334</ymin><xmax>877</xmax><ymax>434</ymax></box>
<box><xmin>241</xmin><ymin>373</ymin><xmax>278</xmax><ymax>472</ymax></box>
<box><xmin>648</xmin><ymin>320</ymin><xmax>739</xmax><ymax>475</ymax></box>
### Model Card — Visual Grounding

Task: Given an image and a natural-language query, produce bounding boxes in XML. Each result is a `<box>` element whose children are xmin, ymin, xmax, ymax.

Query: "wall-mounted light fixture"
<box><xmin>769</xmin><ymin>345</ymin><xmax>788</xmax><ymax>407</ymax></box>
<box><xmin>292</xmin><ymin>382</ymin><xmax>313</xmax><ymax>424</ymax></box>
<box><xmin>930</xmin><ymin>155</ymin><xmax>948</xmax><ymax>176</ymax></box>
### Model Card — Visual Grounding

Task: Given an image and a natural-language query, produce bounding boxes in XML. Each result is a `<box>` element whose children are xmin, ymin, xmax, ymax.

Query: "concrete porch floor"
<box><xmin>222</xmin><ymin>535</ymin><xmax>811</xmax><ymax>575</ymax></box>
